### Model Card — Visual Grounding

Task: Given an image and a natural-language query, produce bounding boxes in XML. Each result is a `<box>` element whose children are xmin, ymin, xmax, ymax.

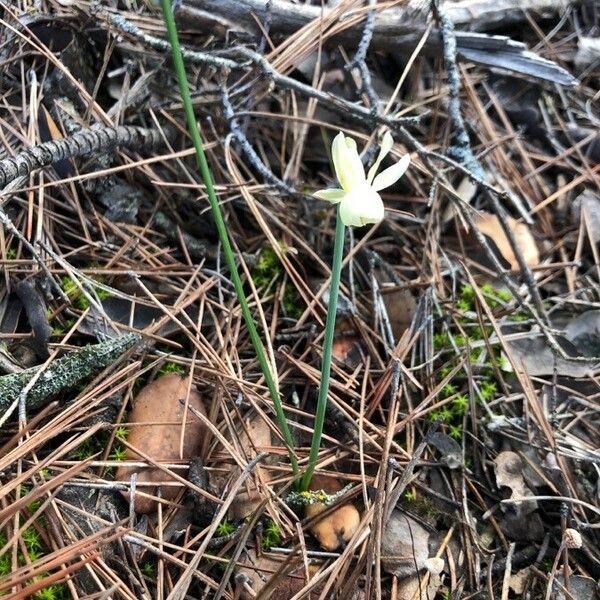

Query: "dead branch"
<box><xmin>181</xmin><ymin>0</ymin><xmax>579</xmax><ymax>35</ymax></box>
<box><xmin>179</xmin><ymin>0</ymin><xmax>579</xmax><ymax>85</ymax></box>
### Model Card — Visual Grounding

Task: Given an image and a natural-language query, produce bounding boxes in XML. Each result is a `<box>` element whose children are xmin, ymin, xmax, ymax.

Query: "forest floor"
<box><xmin>0</xmin><ymin>1</ymin><xmax>599</xmax><ymax>599</ymax></box>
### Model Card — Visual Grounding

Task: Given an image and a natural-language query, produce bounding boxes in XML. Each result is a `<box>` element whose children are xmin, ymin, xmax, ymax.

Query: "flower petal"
<box><xmin>313</xmin><ymin>188</ymin><xmax>346</xmax><ymax>203</ymax></box>
<box><xmin>367</xmin><ymin>131</ymin><xmax>394</xmax><ymax>184</ymax></box>
<box><xmin>371</xmin><ymin>154</ymin><xmax>410</xmax><ymax>191</ymax></box>
<box><xmin>339</xmin><ymin>187</ymin><xmax>384</xmax><ymax>228</ymax></box>
<box><xmin>331</xmin><ymin>132</ymin><xmax>366</xmax><ymax>192</ymax></box>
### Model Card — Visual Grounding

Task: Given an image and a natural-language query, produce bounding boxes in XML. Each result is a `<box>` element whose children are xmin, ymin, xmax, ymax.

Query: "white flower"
<box><xmin>313</xmin><ymin>131</ymin><xmax>410</xmax><ymax>227</ymax></box>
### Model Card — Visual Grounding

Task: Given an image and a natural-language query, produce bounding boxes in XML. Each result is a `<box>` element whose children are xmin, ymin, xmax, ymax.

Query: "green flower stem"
<box><xmin>301</xmin><ymin>210</ymin><xmax>346</xmax><ymax>491</ymax></box>
<box><xmin>160</xmin><ymin>0</ymin><xmax>299</xmax><ymax>476</ymax></box>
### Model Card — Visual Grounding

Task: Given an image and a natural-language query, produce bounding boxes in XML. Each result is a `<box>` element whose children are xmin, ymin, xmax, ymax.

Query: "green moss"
<box><xmin>261</xmin><ymin>520</ymin><xmax>282</xmax><ymax>550</ymax></box>
<box><xmin>404</xmin><ymin>489</ymin><xmax>417</xmax><ymax>502</ymax></box>
<box><xmin>428</xmin><ymin>410</ymin><xmax>442</xmax><ymax>423</ymax></box>
<box><xmin>433</xmin><ymin>332</ymin><xmax>449</xmax><ymax>350</ymax></box>
<box><xmin>32</xmin><ymin>583</ymin><xmax>68</xmax><ymax>600</ymax></box>
<box><xmin>452</xmin><ymin>395</ymin><xmax>469</xmax><ymax>416</ymax></box>
<box><xmin>453</xmin><ymin>334</ymin><xmax>467</xmax><ymax>347</ymax></box>
<box><xmin>282</xmin><ymin>285</ymin><xmax>302</xmax><ymax>319</ymax></box>
<box><xmin>479</xmin><ymin>381</ymin><xmax>497</xmax><ymax>401</ymax></box>
<box><xmin>157</xmin><ymin>361</ymin><xmax>186</xmax><ymax>377</ymax></box>
<box><xmin>468</xmin><ymin>349</ymin><xmax>481</xmax><ymax>364</ymax></box>
<box><xmin>456</xmin><ymin>299</ymin><xmax>472</xmax><ymax>313</ymax></box>
<box><xmin>141</xmin><ymin>562</ymin><xmax>155</xmax><ymax>577</ymax></box>
<box><xmin>115</xmin><ymin>426</ymin><xmax>128</xmax><ymax>441</ymax></box>
<box><xmin>23</xmin><ymin>527</ymin><xmax>42</xmax><ymax>552</ymax></box>
<box><xmin>61</xmin><ymin>275</ymin><xmax>112</xmax><ymax>311</ymax></box>
<box><xmin>110</xmin><ymin>444</ymin><xmax>127</xmax><ymax>462</ymax></box>
<box><xmin>72</xmin><ymin>439</ymin><xmax>95</xmax><ymax>461</ymax></box>
<box><xmin>449</xmin><ymin>424</ymin><xmax>462</xmax><ymax>440</ymax></box>
<box><xmin>252</xmin><ymin>247</ymin><xmax>282</xmax><ymax>289</ymax></box>
<box><xmin>216</xmin><ymin>518</ymin><xmax>236</xmax><ymax>537</ymax></box>
<box><xmin>252</xmin><ymin>245</ymin><xmax>303</xmax><ymax>318</ymax></box>
<box><xmin>460</xmin><ymin>284</ymin><xmax>475</xmax><ymax>308</ymax></box>
<box><xmin>0</xmin><ymin>532</ymin><xmax>10</xmax><ymax>576</ymax></box>
<box><xmin>509</xmin><ymin>312</ymin><xmax>529</xmax><ymax>322</ymax></box>
<box><xmin>439</xmin><ymin>407</ymin><xmax>453</xmax><ymax>422</ymax></box>
<box><xmin>441</xmin><ymin>383</ymin><xmax>457</xmax><ymax>397</ymax></box>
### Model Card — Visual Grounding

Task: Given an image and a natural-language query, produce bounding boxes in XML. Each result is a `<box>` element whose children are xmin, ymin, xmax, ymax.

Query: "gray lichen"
<box><xmin>0</xmin><ymin>333</ymin><xmax>141</xmax><ymax>413</ymax></box>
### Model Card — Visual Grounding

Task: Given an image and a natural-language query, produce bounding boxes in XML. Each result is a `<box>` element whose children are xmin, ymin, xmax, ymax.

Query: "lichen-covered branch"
<box><xmin>0</xmin><ymin>126</ymin><xmax>165</xmax><ymax>189</ymax></box>
<box><xmin>432</xmin><ymin>0</ymin><xmax>483</xmax><ymax>179</ymax></box>
<box><xmin>348</xmin><ymin>0</ymin><xmax>379</xmax><ymax>114</ymax></box>
<box><xmin>0</xmin><ymin>333</ymin><xmax>141</xmax><ymax>413</ymax></box>
<box><xmin>95</xmin><ymin>9</ymin><xmax>420</xmax><ymax>133</ymax></box>
<box><xmin>221</xmin><ymin>85</ymin><xmax>296</xmax><ymax>194</ymax></box>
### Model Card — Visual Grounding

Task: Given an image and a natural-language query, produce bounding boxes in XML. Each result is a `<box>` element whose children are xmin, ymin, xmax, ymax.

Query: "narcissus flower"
<box><xmin>314</xmin><ymin>131</ymin><xmax>410</xmax><ymax>227</ymax></box>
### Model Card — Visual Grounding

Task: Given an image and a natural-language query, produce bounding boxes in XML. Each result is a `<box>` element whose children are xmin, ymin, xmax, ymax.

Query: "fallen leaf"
<box><xmin>564</xmin><ymin>310</ymin><xmax>600</xmax><ymax>357</ymax></box>
<box><xmin>382</xmin><ymin>511</ymin><xmax>431</xmax><ymax>577</ymax></box>
<box><xmin>398</xmin><ymin>563</ymin><xmax>444</xmax><ymax>600</ymax></box>
<box><xmin>429</xmin><ymin>432</ymin><xmax>463</xmax><ymax>469</ymax></box>
<box><xmin>507</xmin><ymin>334</ymin><xmax>597</xmax><ymax>377</ymax></box>
<box><xmin>305</xmin><ymin>474</ymin><xmax>361</xmax><ymax>551</ymax></box>
<box><xmin>509</xmin><ymin>568</ymin><xmax>531</xmax><ymax>595</ymax></box>
<box><xmin>551</xmin><ymin>575</ymin><xmax>599</xmax><ymax>600</ymax></box>
<box><xmin>235</xmin><ymin>550</ymin><xmax>318</xmax><ymax>600</ymax></box>
<box><xmin>474</xmin><ymin>211</ymin><xmax>539</xmax><ymax>271</ymax></box>
<box><xmin>229</xmin><ymin>411</ymin><xmax>273</xmax><ymax>519</ymax></box>
<box><xmin>494</xmin><ymin>451</ymin><xmax>537</xmax><ymax>515</ymax></box>
<box><xmin>115</xmin><ymin>373</ymin><xmax>207</xmax><ymax>514</ymax></box>
<box><xmin>381</xmin><ymin>286</ymin><xmax>417</xmax><ymax>340</ymax></box>
<box><xmin>332</xmin><ymin>334</ymin><xmax>364</xmax><ymax>369</ymax></box>
<box><xmin>494</xmin><ymin>451</ymin><xmax>545</xmax><ymax>541</ymax></box>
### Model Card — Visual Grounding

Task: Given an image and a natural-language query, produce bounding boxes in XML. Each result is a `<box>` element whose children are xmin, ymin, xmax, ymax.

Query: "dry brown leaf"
<box><xmin>115</xmin><ymin>373</ymin><xmax>207</xmax><ymax>514</ymax></box>
<box><xmin>474</xmin><ymin>211</ymin><xmax>539</xmax><ymax>270</ymax></box>
<box><xmin>382</xmin><ymin>511</ymin><xmax>431</xmax><ymax>577</ymax></box>
<box><xmin>230</xmin><ymin>411</ymin><xmax>273</xmax><ymax>519</ymax></box>
<box><xmin>332</xmin><ymin>335</ymin><xmax>363</xmax><ymax>369</ymax></box>
<box><xmin>305</xmin><ymin>474</ymin><xmax>361</xmax><ymax>551</ymax></box>
<box><xmin>509</xmin><ymin>568</ymin><xmax>531</xmax><ymax>595</ymax></box>
<box><xmin>381</xmin><ymin>286</ymin><xmax>417</xmax><ymax>340</ymax></box>
<box><xmin>235</xmin><ymin>550</ymin><xmax>319</xmax><ymax>600</ymax></box>
<box><xmin>494</xmin><ymin>450</ymin><xmax>537</xmax><ymax>515</ymax></box>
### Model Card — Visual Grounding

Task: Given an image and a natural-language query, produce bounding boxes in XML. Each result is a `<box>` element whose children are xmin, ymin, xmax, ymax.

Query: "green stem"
<box><xmin>160</xmin><ymin>0</ymin><xmax>298</xmax><ymax>476</ymax></box>
<box><xmin>300</xmin><ymin>210</ymin><xmax>346</xmax><ymax>491</ymax></box>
